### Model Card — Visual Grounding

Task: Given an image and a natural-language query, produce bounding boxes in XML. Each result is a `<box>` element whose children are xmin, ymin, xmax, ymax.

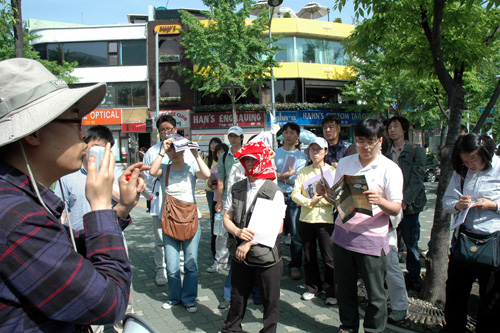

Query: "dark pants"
<box><xmin>398</xmin><ymin>212</ymin><xmax>421</xmax><ymax>283</ymax></box>
<box><xmin>300</xmin><ymin>221</ymin><xmax>335</xmax><ymax>297</ymax></box>
<box><xmin>333</xmin><ymin>243</ymin><xmax>387</xmax><ymax>332</ymax></box>
<box><xmin>284</xmin><ymin>197</ymin><xmax>302</xmax><ymax>270</ymax></box>
<box><xmin>221</xmin><ymin>259</ymin><xmax>283</xmax><ymax>333</ymax></box>
<box><xmin>444</xmin><ymin>254</ymin><xmax>500</xmax><ymax>332</ymax></box>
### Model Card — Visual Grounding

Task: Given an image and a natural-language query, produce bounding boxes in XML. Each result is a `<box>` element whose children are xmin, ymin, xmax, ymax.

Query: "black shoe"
<box><xmin>253</xmin><ymin>297</ymin><xmax>262</xmax><ymax>305</ymax></box>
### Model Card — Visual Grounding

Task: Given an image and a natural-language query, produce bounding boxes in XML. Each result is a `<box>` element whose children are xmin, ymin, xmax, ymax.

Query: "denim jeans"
<box><xmin>284</xmin><ymin>198</ymin><xmax>302</xmax><ymax>270</ymax></box>
<box><xmin>163</xmin><ymin>226</ymin><xmax>201</xmax><ymax>305</ymax></box>
<box><xmin>398</xmin><ymin>212</ymin><xmax>421</xmax><ymax>283</ymax></box>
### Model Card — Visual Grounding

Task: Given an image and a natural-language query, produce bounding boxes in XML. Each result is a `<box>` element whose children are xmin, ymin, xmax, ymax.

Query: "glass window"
<box><xmin>274</xmin><ymin>37</ymin><xmax>295</xmax><ymax>62</ymax></box>
<box><xmin>296</xmin><ymin>38</ymin><xmax>324</xmax><ymax>64</ymax></box>
<box><xmin>121</xmin><ymin>40</ymin><xmax>146</xmax><ymax>66</ymax></box>
<box><xmin>100</xmin><ymin>83</ymin><xmax>116</xmax><ymax>108</ymax></box>
<box><xmin>324</xmin><ymin>40</ymin><xmax>346</xmax><ymax>65</ymax></box>
<box><xmin>160</xmin><ymin>80</ymin><xmax>181</xmax><ymax>98</ymax></box>
<box><xmin>159</xmin><ymin>39</ymin><xmax>180</xmax><ymax>55</ymax></box>
<box><xmin>47</xmin><ymin>43</ymin><xmax>63</xmax><ymax>64</ymax></box>
<box><xmin>274</xmin><ymin>80</ymin><xmax>284</xmax><ymax>103</ymax></box>
<box><xmin>132</xmin><ymin>82</ymin><xmax>147</xmax><ymax>106</ymax></box>
<box><xmin>284</xmin><ymin>80</ymin><xmax>297</xmax><ymax>103</ymax></box>
<box><xmin>108</xmin><ymin>42</ymin><xmax>118</xmax><ymax>53</ymax></box>
<box><xmin>34</xmin><ymin>44</ymin><xmax>47</xmax><ymax>60</ymax></box>
<box><xmin>117</xmin><ymin>83</ymin><xmax>132</xmax><ymax>107</ymax></box>
<box><xmin>64</xmin><ymin>42</ymin><xmax>107</xmax><ymax>67</ymax></box>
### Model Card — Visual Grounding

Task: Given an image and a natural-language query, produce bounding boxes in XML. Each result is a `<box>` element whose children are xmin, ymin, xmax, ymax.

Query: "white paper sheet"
<box><xmin>450</xmin><ymin>200</ymin><xmax>483</xmax><ymax>230</ymax></box>
<box><xmin>247</xmin><ymin>197</ymin><xmax>286</xmax><ymax>247</ymax></box>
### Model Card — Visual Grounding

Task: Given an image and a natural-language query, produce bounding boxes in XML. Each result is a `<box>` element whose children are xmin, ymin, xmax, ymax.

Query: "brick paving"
<box><xmin>121</xmin><ymin>182</ymin><xmax>441</xmax><ymax>332</ymax></box>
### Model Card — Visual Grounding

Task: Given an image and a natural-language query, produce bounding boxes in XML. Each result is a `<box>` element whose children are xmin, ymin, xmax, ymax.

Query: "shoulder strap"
<box><xmin>165</xmin><ymin>164</ymin><xmax>171</xmax><ymax>187</ymax></box>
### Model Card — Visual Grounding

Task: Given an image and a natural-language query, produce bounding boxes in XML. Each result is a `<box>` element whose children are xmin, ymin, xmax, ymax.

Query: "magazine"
<box><xmin>330</xmin><ymin>175</ymin><xmax>372</xmax><ymax>223</ymax></box>
<box><xmin>281</xmin><ymin>155</ymin><xmax>297</xmax><ymax>173</ymax></box>
<box><xmin>167</xmin><ymin>133</ymin><xmax>201</xmax><ymax>152</ymax></box>
<box><xmin>302</xmin><ymin>167</ymin><xmax>334</xmax><ymax>199</ymax></box>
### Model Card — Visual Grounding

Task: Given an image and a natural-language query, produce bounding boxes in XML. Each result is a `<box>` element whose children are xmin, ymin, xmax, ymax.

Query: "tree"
<box><xmin>0</xmin><ymin>0</ymin><xmax>78</xmax><ymax>82</ymax></box>
<box><xmin>176</xmin><ymin>0</ymin><xmax>281</xmax><ymax>126</ymax></box>
<box><xmin>335</xmin><ymin>0</ymin><xmax>500</xmax><ymax>303</ymax></box>
<box><xmin>11</xmin><ymin>0</ymin><xmax>23</xmax><ymax>58</ymax></box>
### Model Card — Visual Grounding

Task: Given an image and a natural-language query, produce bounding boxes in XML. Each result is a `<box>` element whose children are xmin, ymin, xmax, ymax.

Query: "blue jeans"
<box><xmin>163</xmin><ymin>226</ymin><xmax>201</xmax><ymax>305</ymax></box>
<box><xmin>285</xmin><ymin>198</ymin><xmax>302</xmax><ymax>270</ymax></box>
<box><xmin>398</xmin><ymin>212</ymin><xmax>421</xmax><ymax>283</ymax></box>
<box><xmin>223</xmin><ymin>267</ymin><xmax>260</xmax><ymax>301</ymax></box>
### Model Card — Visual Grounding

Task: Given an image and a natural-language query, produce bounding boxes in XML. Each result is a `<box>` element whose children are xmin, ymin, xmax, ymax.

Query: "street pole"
<box><xmin>155</xmin><ymin>30</ymin><xmax>160</xmax><ymax>144</ymax></box>
<box><xmin>267</xmin><ymin>0</ymin><xmax>283</xmax><ymax>149</ymax></box>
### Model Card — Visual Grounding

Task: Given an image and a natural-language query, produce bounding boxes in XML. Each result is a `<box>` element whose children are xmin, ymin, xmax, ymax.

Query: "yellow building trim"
<box><xmin>268</xmin><ymin>18</ymin><xmax>354</xmax><ymax>40</ymax></box>
<box><xmin>274</xmin><ymin>62</ymin><xmax>355</xmax><ymax>80</ymax></box>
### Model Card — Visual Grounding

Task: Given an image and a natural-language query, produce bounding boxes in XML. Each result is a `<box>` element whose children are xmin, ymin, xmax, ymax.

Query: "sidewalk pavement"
<box><xmin>122</xmin><ymin>189</ymin><xmax>422</xmax><ymax>333</ymax></box>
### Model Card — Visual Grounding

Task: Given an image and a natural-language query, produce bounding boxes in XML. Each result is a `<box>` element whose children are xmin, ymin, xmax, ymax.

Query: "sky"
<box><xmin>21</xmin><ymin>0</ymin><xmax>358</xmax><ymax>26</ymax></box>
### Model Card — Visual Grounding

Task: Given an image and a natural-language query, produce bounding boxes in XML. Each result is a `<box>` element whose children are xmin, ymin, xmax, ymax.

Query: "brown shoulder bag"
<box><xmin>161</xmin><ymin>165</ymin><xmax>198</xmax><ymax>241</ymax></box>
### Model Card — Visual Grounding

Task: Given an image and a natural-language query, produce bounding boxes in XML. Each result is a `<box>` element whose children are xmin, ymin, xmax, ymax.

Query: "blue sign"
<box><xmin>267</xmin><ymin>110</ymin><xmax>369</xmax><ymax>126</ymax></box>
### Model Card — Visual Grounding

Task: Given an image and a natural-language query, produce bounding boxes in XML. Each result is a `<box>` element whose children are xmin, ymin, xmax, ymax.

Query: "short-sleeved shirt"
<box><xmin>217</xmin><ymin>149</ymin><xmax>241</xmax><ymax>202</ymax></box>
<box><xmin>160</xmin><ymin>163</ymin><xmax>197</xmax><ymax>206</ymax></box>
<box><xmin>331</xmin><ymin>153</ymin><xmax>403</xmax><ymax>256</ymax></box>
<box><xmin>274</xmin><ymin>147</ymin><xmax>308</xmax><ymax>194</ymax></box>
<box><xmin>54</xmin><ymin>166</ymin><xmax>123</xmax><ymax>230</ymax></box>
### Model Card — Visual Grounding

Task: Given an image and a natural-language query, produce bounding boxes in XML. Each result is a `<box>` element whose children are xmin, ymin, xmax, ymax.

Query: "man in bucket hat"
<box><xmin>0</xmin><ymin>58</ymin><xmax>145</xmax><ymax>331</ymax></box>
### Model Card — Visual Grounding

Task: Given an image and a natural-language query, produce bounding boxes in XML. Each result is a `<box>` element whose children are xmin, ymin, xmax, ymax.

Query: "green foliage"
<box><xmin>0</xmin><ymin>1</ymin><xmax>78</xmax><ymax>83</ymax></box>
<box><xmin>175</xmin><ymin>0</ymin><xmax>281</xmax><ymax>119</ymax></box>
<box><xmin>192</xmin><ymin>102</ymin><xmax>347</xmax><ymax>112</ymax></box>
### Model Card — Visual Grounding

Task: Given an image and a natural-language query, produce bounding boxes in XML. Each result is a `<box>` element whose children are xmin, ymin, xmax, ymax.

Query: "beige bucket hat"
<box><xmin>0</xmin><ymin>58</ymin><xmax>106</xmax><ymax>147</ymax></box>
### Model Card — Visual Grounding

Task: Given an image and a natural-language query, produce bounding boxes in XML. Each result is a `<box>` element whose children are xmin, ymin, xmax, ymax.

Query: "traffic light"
<box><xmin>146</xmin><ymin>118</ymin><xmax>153</xmax><ymax>133</ymax></box>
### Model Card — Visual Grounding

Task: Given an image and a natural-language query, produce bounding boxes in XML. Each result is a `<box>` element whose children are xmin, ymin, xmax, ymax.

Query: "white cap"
<box><xmin>228</xmin><ymin>126</ymin><xmax>243</xmax><ymax>136</ymax></box>
<box><xmin>308</xmin><ymin>137</ymin><xmax>328</xmax><ymax>149</ymax></box>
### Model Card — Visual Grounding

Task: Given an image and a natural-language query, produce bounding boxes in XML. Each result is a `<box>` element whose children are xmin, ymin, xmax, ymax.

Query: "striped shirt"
<box><xmin>0</xmin><ymin>162</ymin><xmax>132</xmax><ymax>332</ymax></box>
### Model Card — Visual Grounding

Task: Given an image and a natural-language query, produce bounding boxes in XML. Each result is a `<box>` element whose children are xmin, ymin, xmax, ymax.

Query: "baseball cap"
<box><xmin>227</xmin><ymin>126</ymin><xmax>243</xmax><ymax>136</ymax></box>
<box><xmin>308</xmin><ymin>137</ymin><xmax>328</xmax><ymax>149</ymax></box>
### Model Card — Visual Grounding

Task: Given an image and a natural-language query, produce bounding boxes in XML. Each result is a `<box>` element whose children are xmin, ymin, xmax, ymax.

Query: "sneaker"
<box><xmin>285</xmin><ymin>235</ymin><xmax>291</xmax><ymax>246</ymax></box>
<box><xmin>162</xmin><ymin>301</ymin><xmax>177</xmax><ymax>310</ymax></box>
<box><xmin>155</xmin><ymin>270</ymin><xmax>167</xmax><ymax>286</ymax></box>
<box><xmin>388</xmin><ymin>309</ymin><xmax>408</xmax><ymax>322</ymax></box>
<box><xmin>207</xmin><ymin>261</ymin><xmax>220</xmax><ymax>273</ymax></box>
<box><xmin>184</xmin><ymin>304</ymin><xmax>197</xmax><ymax>313</ymax></box>
<box><xmin>290</xmin><ymin>270</ymin><xmax>301</xmax><ymax>280</ymax></box>
<box><xmin>339</xmin><ymin>329</ymin><xmax>355</xmax><ymax>333</ymax></box>
<box><xmin>325</xmin><ymin>297</ymin><xmax>337</xmax><ymax>305</ymax></box>
<box><xmin>301</xmin><ymin>292</ymin><xmax>316</xmax><ymax>301</ymax></box>
<box><xmin>218</xmin><ymin>300</ymin><xmax>230</xmax><ymax>309</ymax></box>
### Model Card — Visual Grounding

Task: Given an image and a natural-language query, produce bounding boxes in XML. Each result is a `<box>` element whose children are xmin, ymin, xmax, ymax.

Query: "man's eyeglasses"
<box><xmin>159</xmin><ymin>127</ymin><xmax>175</xmax><ymax>133</ymax></box>
<box><xmin>53</xmin><ymin>118</ymin><xmax>82</xmax><ymax>131</ymax></box>
<box><xmin>355</xmin><ymin>139</ymin><xmax>380</xmax><ymax>149</ymax></box>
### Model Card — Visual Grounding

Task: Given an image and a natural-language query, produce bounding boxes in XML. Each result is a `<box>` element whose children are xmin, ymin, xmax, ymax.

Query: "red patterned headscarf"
<box><xmin>234</xmin><ymin>141</ymin><xmax>276</xmax><ymax>180</ymax></box>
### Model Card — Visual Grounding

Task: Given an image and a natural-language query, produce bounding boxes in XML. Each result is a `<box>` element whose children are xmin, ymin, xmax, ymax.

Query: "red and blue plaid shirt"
<box><xmin>0</xmin><ymin>162</ymin><xmax>132</xmax><ymax>332</ymax></box>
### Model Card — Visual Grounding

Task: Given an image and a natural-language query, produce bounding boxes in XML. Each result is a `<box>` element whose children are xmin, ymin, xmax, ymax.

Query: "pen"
<box><xmin>454</xmin><ymin>188</ymin><xmax>463</xmax><ymax>197</ymax></box>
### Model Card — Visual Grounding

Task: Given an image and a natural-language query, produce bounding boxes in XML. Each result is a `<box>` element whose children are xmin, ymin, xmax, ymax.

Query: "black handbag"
<box><xmin>453</xmin><ymin>227</ymin><xmax>500</xmax><ymax>270</ymax></box>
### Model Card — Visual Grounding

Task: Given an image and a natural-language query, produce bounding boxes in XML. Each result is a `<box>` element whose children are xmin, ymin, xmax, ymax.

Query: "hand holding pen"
<box><xmin>454</xmin><ymin>188</ymin><xmax>472</xmax><ymax>210</ymax></box>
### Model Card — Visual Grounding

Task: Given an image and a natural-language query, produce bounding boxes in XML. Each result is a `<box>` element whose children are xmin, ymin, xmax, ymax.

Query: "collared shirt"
<box><xmin>226</xmin><ymin>178</ymin><xmax>285</xmax><ymax>215</ymax></box>
<box><xmin>217</xmin><ymin>148</ymin><xmax>241</xmax><ymax>204</ymax></box>
<box><xmin>54</xmin><ymin>166</ymin><xmax>123</xmax><ymax>230</ymax></box>
<box><xmin>443</xmin><ymin>155</ymin><xmax>500</xmax><ymax>235</ymax></box>
<box><xmin>0</xmin><ymin>162</ymin><xmax>132</xmax><ymax>331</ymax></box>
<box><xmin>274</xmin><ymin>147</ymin><xmax>308</xmax><ymax>194</ymax></box>
<box><xmin>331</xmin><ymin>153</ymin><xmax>403</xmax><ymax>256</ymax></box>
<box><xmin>390</xmin><ymin>144</ymin><xmax>404</xmax><ymax>164</ymax></box>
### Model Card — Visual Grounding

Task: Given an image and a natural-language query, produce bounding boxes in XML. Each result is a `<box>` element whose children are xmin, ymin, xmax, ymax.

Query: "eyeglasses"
<box><xmin>355</xmin><ymin>139</ymin><xmax>380</xmax><ymax>149</ymax></box>
<box><xmin>53</xmin><ymin>118</ymin><xmax>82</xmax><ymax>131</ymax></box>
<box><xmin>159</xmin><ymin>127</ymin><xmax>175</xmax><ymax>133</ymax></box>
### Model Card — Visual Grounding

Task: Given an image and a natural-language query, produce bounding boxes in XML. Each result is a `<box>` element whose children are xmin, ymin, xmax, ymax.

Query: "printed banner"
<box><xmin>268</xmin><ymin>110</ymin><xmax>368</xmax><ymax>126</ymax></box>
<box><xmin>83</xmin><ymin>109</ymin><xmax>122</xmax><ymax>125</ymax></box>
<box><xmin>191</xmin><ymin>111</ymin><xmax>265</xmax><ymax>129</ymax></box>
<box><xmin>154</xmin><ymin>110</ymin><xmax>190</xmax><ymax>129</ymax></box>
<box><xmin>122</xmin><ymin>123</ymin><xmax>146</xmax><ymax>133</ymax></box>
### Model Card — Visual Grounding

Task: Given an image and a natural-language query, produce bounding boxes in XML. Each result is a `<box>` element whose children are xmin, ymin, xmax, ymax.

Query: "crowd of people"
<box><xmin>0</xmin><ymin>57</ymin><xmax>498</xmax><ymax>332</ymax></box>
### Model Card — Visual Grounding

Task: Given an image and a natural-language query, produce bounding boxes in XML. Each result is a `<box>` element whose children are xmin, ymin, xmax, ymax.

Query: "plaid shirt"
<box><xmin>0</xmin><ymin>162</ymin><xmax>132</xmax><ymax>332</ymax></box>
